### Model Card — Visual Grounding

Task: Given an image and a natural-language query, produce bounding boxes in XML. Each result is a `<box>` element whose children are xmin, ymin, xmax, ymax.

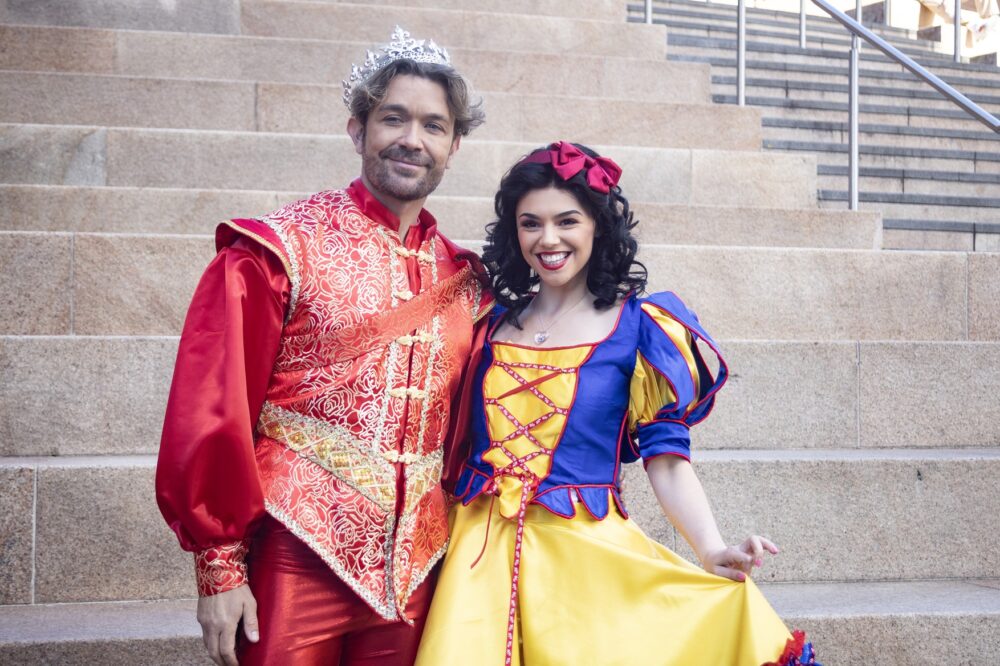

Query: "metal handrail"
<box><xmin>810</xmin><ymin>0</ymin><xmax>998</xmax><ymax>132</ymax></box>
<box><xmin>735</xmin><ymin>0</ymin><xmax>1000</xmax><ymax>210</ymax></box>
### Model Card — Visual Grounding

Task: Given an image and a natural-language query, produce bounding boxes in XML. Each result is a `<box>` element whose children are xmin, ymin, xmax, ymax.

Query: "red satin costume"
<box><xmin>156</xmin><ymin>180</ymin><xmax>492</xmax><ymax>662</ymax></box>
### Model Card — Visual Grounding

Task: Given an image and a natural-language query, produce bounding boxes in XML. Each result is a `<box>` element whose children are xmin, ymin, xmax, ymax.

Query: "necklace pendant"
<box><xmin>533</xmin><ymin>331</ymin><xmax>549</xmax><ymax>345</ymax></box>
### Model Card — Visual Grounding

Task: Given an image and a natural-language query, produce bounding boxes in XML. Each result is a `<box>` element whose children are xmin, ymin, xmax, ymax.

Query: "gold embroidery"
<box><xmin>383</xmin><ymin>450</ymin><xmax>420</xmax><ymax>464</ymax></box>
<box><xmin>393</xmin><ymin>246</ymin><xmax>434</xmax><ymax>263</ymax></box>
<box><xmin>396</xmin><ymin>332</ymin><xmax>437</xmax><ymax>346</ymax></box>
<box><xmin>266</xmin><ymin>501</ymin><xmax>400</xmax><ymax>620</ymax></box>
<box><xmin>258</xmin><ymin>402</ymin><xmax>397</xmax><ymax>511</ymax></box>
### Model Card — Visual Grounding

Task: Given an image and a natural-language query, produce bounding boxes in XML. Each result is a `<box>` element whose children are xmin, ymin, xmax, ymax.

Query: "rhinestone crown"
<box><xmin>342</xmin><ymin>26</ymin><xmax>451</xmax><ymax>109</ymax></box>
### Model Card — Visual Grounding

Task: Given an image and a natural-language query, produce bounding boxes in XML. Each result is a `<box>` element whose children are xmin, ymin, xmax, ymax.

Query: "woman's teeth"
<box><xmin>539</xmin><ymin>252</ymin><xmax>569</xmax><ymax>267</ymax></box>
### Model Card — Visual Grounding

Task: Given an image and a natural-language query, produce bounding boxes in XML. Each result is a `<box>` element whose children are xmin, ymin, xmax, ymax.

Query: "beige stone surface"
<box><xmin>781</xmin><ymin>612</ymin><xmax>1000</xmax><ymax>665</ymax></box>
<box><xmin>0</xmin><ymin>124</ymin><xmax>106</xmax><ymax>186</ymax></box>
<box><xmin>0</xmin><ymin>232</ymin><xmax>72</xmax><ymax>335</ymax></box>
<box><xmin>881</xmin><ymin>228</ymin><xmax>975</xmax><ymax>251</ymax></box>
<box><xmin>34</xmin><ymin>461</ymin><xmax>191</xmax><ymax>603</ymax></box>
<box><xmin>767</xmin><ymin>580</ymin><xmax>1000</xmax><ymax>663</ymax></box>
<box><xmin>0</xmin><ymin>637</ymin><xmax>209</xmax><ymax>665</ymax></box>
<box><xmin>640</xmin><ymin>245</ymin><xmax>967</xmax><ymax>340</ymax></box>
<box><xmin>257</xmin><ymin>86</ymin><xmax>760</xmax><ymax>149</ymax></box>
<box><xmin>1</xmin><ymin>187</ymin><xmax>879</xmax><ymax>250</ymax></box>
<box><xmin>860</xmin><ymin>342</ymin><xmax>1000</xmax><ymax>448</ymax></box>
<box><xmin>239</xmin><ymin>2</ymin><xmax>664</xmax><ymax>58</ymax></box>
<box><xmin>72</xmin><ymin>233</ymin><xmax>214</xmax><ymax>335</ymax></box>
<box><xmin>0</xmin><ymin>72</ymin><xmax>256</xmax><ymax>131</ymax></box>
<box><xmin>0</xmin><ymin>185</ymin><xmax>285</xmax><ymax>234</ymax></box>
<box><xmin>970</xmin><ymin>253</ymin><xmax>1000</xmax><ymax>341</ymax></box>
<box><xmin>0</xmin><ymin>0</ymin><xmax>240</xmax><ymax>34</ymax></box>
<box><xmin>0</xmin><ymin>337</ymin><xmax>177</xmax><ymax>456</ymax></box>
<box><xmin>975</xmin><ymin>233</ymin><xmax>1000</xmax><ymax>252</ymax></box>
<box><xmin>0</xmin><ymin>466</ymin><xmax>34</xmax><ymax>604</ymax></box>
<box><xmin>622</xmin><ymin>449</ymin><xmax>1000</xmax><ymax>582</ymax></box>
<box><xmin>102</xmin><ymin>129</ymin><xmax>808</xmax><ymax>205</ymax></box>
<box><xmin>633</xmin><ymin>203</ymin><xmax>880</xmax><ymax>249</ymax></box>
<box><xmin>0</xmin><ymin>25</ymin><xmax>115</xmax><ymax>74</ymax></box>
<box><xmin>279</xmin><ymin>0</ymin><xmax>622</xmax><ymax>19</ymax></box>
<box><xmin>108</xmin><ymin>30</ymin><xmax>707</xmax><ymax>101</ymax></box>
<box><xmin>697</xmin><ymin>341</ymin><xmax>858</xmax><ymax>449</ymax></box>
<box><xmin>690</xmin><ymin>150</ymin><xmax>817</xmax><ymax>209</ymax></box>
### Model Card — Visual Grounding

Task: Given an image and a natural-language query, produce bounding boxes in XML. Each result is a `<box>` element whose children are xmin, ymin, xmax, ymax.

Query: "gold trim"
<box><xmin>474</xmin><ymin>297</ymin><xmax>496</xmax><ymax>324</ymax></box>
<box><xmin>265</xmin><ymin>501</ymin><xmax>399</xmax><ymax>620</ymax></box>
<box><xmin>258</xmin><ymin>402</ymin><xmax>398</xmax><ymax>511</ymax></box>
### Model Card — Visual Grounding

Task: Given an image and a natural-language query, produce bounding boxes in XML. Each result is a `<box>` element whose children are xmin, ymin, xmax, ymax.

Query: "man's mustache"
<box><xmin>380</xmin><ymin>146</ymin><xmax>434</xmax><ymax>168</ymax></box>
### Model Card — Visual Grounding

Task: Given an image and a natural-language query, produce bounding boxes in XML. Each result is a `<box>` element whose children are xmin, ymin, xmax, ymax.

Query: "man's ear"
<box><xmin>347</xmin><ymin>117</ymin><xmax>365</xmax><ymax>155</ymax></box>
<box><xmin>445</xmin><ymin>135</ymin><xmax>461</xmax><ymax>169</ymax></box>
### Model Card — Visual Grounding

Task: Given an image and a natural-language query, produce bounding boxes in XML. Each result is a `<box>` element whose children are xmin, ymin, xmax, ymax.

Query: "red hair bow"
<box><xmin>522</xmin><ymin>141</ymin><xmax>623</xmax><ymax>194</ymax></box>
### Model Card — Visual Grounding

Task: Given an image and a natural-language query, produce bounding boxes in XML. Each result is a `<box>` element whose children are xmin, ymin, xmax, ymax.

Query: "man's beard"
<box><xmin>363</xmin><ymin>145</ymin><xmax>445</xmax><ymax>202</ymax></box>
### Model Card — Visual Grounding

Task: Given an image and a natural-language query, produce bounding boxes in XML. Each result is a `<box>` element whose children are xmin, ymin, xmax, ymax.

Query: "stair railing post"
<box><xmin>645</xmin><ymin>0</ymin><xmax>653</xmax><ymax>24</ymax></box>
<box><xmin>738</xmin><ymin>0</ymin><xmax>746</xmax><ymax>106</ymax></box>
<box><xmin>954</xmin><ymin>0</ymin><xmax>962</xmax><ymax>62</ymax></box>
<box><xmin>848</xmin><ymin>32</ymin><xmax>860</xmax><ymax>211</ymax></box>
<box><xmin>800</xmin><ymin>0</ymin><xmax>807</xmax><ymax>48</ymax></box>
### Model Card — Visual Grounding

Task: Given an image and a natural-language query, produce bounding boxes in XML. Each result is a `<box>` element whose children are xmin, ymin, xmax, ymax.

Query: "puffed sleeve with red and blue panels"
<box><xmin>626</xmin><ymin>291</ymin><xmax>728</xmax><ymax>464</ymax></box>
<box><xmin>155</xmin><ymin>229</ymin><xmax>290</xmax><ymax>597</ymax></box>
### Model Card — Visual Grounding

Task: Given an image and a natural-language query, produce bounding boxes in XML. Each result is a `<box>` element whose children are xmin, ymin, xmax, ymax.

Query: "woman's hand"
<box><xmin>700</xmin><ymin>535</ymin><xmax>779</xmax><ymax>582</ymax></box>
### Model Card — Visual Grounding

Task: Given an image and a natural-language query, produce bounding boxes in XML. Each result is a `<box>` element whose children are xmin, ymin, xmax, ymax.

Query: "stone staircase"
<box><xmin>1</xmin><ymin>1</ymin><xmax>999</xmax><ymax>663</ymax></box>
<box><xmin>630</xmin><ymin>0</ymin><xmax>1000</xmax><ymax>251</ymax></box>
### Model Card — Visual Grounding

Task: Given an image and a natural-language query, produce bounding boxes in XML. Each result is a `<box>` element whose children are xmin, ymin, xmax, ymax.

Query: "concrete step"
<box><xmin>6</xmin><ymin>335</ymin><xmax>1000</xmax><ymax>459</ymax></box>
<box><xmin>0</xmin><ymin>0</ymin><xmax>621</xmax><ymax>35</ymax></box>
<box><xmin>636</xmin><ymin>0</ymin><xmax>921</xmax><ymax>41</ymax></box>
<box><xmin>235</xmin><ymin>1</ymin><xmax>664</xmax><ymax>58</ymax></box>
<box><xmin>2</xmin><ymin>581</ymin><xmax>997</xmax><ymax>665</ymax></box>
<box><xmin>760</xmin><ymin>580</ymin><xmax>1000</xmax><ymax>665</ymax></box>
<box><xmin>760</xmin><ymin>118</ymin><xmax>1000</xmax><ymax>153</ymax></box>
<box><xmin>708</xmin><ymin>61</ymin><xmax>1000</xmax><ymax>98</ymax></box>
<box><xmin>766</xmin><ymin>137</ymin><xmax>1000</xmax><ymax>174</ymax></box>
<box><xmin>7</xmin><ymin>231</ymin><xmax>998</xmax><ymax>340</ymax></box>
<box><xmin>878</xmin><ymin>224</ymin><xmax>1000</xmax><ymax>252</ymax></box>
<box><xmin>715</xmin><ymin>76</ymin><xmax>1000</xmax><ymax>115</ymax></box>
<box><xmin>729</xmin><ymin>94</ymin><xmax>997</xmax><ymax>133</ymax></box>
<box><xmin>0</xmin><ymin>125</ymin><xmax>816</xmax><ymax>207</ymax></box>
<box><xmin>0</xmin><ymin>185</ymin><xmax>880</xmax><ymax>249</ymax></box>
<box><xmin>0</xmin><ymin>25</ymin><xmax>709</xmax><ymax>102</ymax></box>
<box><xmin>818</xmin><ymin>188</ymin><xmax>1000</xmax><ymax>219</ymax></box>
<box><xmin>0</xmin><ymin>599</ymin><xmax>207</xmax><ymax>665</ymax></box>
<box><xmin>816</xmin><ymin>164</ymin><xmax>1000</xmax><ymax>198</ymax></box>
<box><xmin>658</xmin><ymin>19</ymin><xmax>950</xmax><ymax>61</ymax></box>
<box><xmin>273</xmin><ymin>0</ymin><xmax>624</xmax><ymax>21</ymax></box>
<box><xmin>667</xmin><ymin>32</ymin><xmax>1000</xmax><ymax>78</ymax></box>
<box><xmin>2</xmin><ymin>450</ymin><xmax>998</xmax><ymax>605</ymax></box>
<box><xmin>0</xmin><ymin>72</ymin><xmax>760</xmax><ymax>150</ymax></box>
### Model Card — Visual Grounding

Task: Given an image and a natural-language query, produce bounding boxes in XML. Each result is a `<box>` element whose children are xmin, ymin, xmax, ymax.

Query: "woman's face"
<box><xmin>515</xmin><ymin>186</ymin><xmax>596</xmax><ymax>292</ymax></box>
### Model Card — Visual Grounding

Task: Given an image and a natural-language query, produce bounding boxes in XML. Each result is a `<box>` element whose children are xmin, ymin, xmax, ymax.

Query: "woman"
<box><xmin>417</xmin><ymin>142</ymin><xmax>819</xmax><ymax>665</ymax></box>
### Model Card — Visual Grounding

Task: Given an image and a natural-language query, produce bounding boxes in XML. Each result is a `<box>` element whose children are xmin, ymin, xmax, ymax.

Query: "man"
<box><xmin>156</xmin><ymin>27</ymin><xmax>492</xmax><ymax>665</ymax></box>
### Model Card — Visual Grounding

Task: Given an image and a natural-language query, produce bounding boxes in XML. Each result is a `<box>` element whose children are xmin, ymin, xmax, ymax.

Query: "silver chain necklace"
<box><xmin>528</xmin><ymin>292</ymin><xmax>590</xmax><ymax>345</ymax></box>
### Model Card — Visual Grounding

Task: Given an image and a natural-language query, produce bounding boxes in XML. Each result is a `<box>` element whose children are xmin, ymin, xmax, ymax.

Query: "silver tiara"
<box><xmin>342</xmin><ymin>26</ymin><xmax>451</xmax><ymax>109</ymax></box>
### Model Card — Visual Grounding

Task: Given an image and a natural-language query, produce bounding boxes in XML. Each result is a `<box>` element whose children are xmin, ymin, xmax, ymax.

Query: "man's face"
<box><xmin>348</xmin><ymin>74</ymin><xmax>461</xmax><ymax>206</ymax></box>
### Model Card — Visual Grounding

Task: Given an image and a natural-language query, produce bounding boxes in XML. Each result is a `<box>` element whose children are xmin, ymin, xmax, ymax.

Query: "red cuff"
<box><xmin>194</xmin><ymin>540</ymin><xmax>250</xmax><ymax>596</ymax></box>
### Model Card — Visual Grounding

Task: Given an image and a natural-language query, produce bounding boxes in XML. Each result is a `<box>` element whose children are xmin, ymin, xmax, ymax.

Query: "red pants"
<box><xmin>238</xmin><ymin>517</ymin><xmax>436</xmax><ymax>665</ymax></box>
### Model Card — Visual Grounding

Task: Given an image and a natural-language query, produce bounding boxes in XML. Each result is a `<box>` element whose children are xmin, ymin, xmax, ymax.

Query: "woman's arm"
<box><xmin>645</xmin><ymin>455</ymin><xmax>778</xmax><ymax>581</ymax></box>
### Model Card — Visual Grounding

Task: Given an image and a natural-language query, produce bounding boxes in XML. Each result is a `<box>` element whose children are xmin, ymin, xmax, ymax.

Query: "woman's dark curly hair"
<box><xmin>481</xmin><ymin>143</ymin><xmax>647</xmax><ymax>328</ymax></box>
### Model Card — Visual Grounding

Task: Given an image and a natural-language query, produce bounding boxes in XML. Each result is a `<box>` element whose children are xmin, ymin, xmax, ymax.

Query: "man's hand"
<box><xmin>196</xmin><ymin>585</ymin><xmax>259</xmax><ymax>666</ymax></box>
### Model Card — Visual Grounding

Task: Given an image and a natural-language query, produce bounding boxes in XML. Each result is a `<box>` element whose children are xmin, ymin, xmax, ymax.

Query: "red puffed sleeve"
<box><xmin>155</xmin><ymin>236</ymin><xmax>290</xmax><ymax>596</ymax></box>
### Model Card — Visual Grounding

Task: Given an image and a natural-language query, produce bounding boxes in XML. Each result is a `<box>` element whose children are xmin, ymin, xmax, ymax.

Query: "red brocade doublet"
<box><xmin>203</xmin><ymin>186</ymin><xmax>489</xmax><ymax>619</ymax></box>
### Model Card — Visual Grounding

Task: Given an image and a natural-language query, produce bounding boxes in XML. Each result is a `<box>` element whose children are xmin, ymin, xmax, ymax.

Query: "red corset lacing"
<box><xmin>469</xmin><ymin>361</ymin><xmax>573</xmax><ymax>665</ymax></box>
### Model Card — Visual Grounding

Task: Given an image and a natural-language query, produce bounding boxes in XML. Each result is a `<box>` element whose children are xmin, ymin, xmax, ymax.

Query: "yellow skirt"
<box><xmin>416</xmin><ymin>495</ymin><xmax>796</xmax><ymax>666</ymax></box>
